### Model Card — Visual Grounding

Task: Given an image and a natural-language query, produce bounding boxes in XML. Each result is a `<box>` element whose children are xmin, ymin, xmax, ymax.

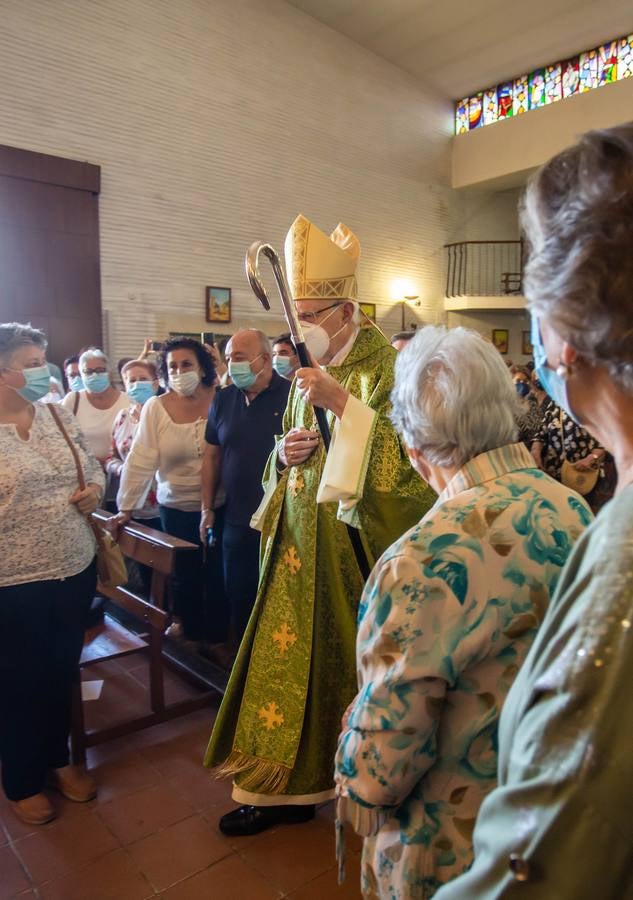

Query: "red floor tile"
<box><xmin>158</xmin><ymin>853</ymin><xmax>282</xmax><ymax>900</ymax></box>
<box><xmin>126</xmin><ymin>813</ymin><xmax>232</xmax><ymax>892</ymax></box>
<box><xmin>12</xmin><ymin>801</ymin><xmax>119</xmax><ymax>886</ymax></box>
<box><xmin>0</xmin><ymin>844</ymin><xmax>32</xmax><ymax>897</ymax></box>
<box><xmin>239</xmin><ymin>817</ymin><xmax>338</xmax><ymax>895</ymax></box>
<box><xmin>95</xmin><ymin>781</ymin><xmax>194</xmax><ymax>845</ymax></box>
<box><xmin>37</xmin><ymin>847</ymin><xmax>153</xmax><ymax>900</ymax></box>
<box><xmin>287</xmin><ymin>853</ymin><xmax>363</xmax><ymax>899</ymax></box>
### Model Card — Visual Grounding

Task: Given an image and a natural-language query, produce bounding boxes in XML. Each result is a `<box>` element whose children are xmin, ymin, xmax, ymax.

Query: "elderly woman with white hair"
<box><xmin>61</xmin><ymin>348</ymin><xmax>129</xmax><ymax>467</ymax></box>
<box><xmin>433</xmin><ymin>124</ymin><xmax>633</xmax><ymax>900</ymax></box>
<box><xmin>334</xmin><ymin>325</ymin><xmax>593</xmax><ymax>899</ymax></box>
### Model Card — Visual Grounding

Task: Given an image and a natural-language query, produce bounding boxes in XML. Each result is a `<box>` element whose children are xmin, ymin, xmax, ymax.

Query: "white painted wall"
<box><xmin>0</xmin><ymin>0</ymin><xmax>454</xmax><ymax>359</ymax></box>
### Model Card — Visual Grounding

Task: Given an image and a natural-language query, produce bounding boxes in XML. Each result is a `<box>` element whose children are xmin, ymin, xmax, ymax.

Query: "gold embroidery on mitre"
<box><xmin>283</xmin><ymin>546</ymin><xmax>302</xmax><ymax>575</ymax></box>
<box><xmin>273</xmin><ymin>622</ymin><xmax>298</xmax><ymax>656</ymax></box>
<box><xmin>298</xmin><ymin>275</ymin><xmax>358</xmax><ymax>300</ymax></box>
<box><xmin>284</xmin><ymin>214</ymin><xmax>360</xmax><ymax>301</ymax></box>
<box><xmin>258</xmin><ymin>701</ymin><xmax>284</xmax><ymax>730</ymax></box>
<box><xmin>289</xmin><ymin>470</ymin><xmax>305</xmax><ymax>497</ymax></box>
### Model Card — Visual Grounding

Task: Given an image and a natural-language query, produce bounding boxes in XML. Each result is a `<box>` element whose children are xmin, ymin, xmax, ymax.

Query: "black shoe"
<box><xmin>218</xmin><ymin>803</ymin><xmax>315</xmax><ymax>837</ymax></box>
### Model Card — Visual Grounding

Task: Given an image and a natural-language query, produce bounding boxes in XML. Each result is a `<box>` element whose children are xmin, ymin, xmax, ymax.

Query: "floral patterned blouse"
<box><xmin>534</xmin><ymin>405</ymin><xmax>601</xmax><ymax>480</ymax></box>
<box><xmin>105</xmin><ymin>404</ymin><xmax>159</xmax><ymax>519</ymax></box>
<box><xmin>334</xmin><ymin>443</ymin><xmax>593</xmax><ymax>899</ymax></box>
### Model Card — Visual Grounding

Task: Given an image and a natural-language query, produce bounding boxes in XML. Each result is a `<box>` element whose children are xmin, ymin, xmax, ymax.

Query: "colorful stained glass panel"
<box><xmin>468</xmin><ymin>93</ymin><xmax>483</xmax><ymax>130</ymax></box>
<box><xmin>455</xmin><ymin>99</ymin><xmax>469</xmax><ymax>135</ymax></box>
<box><xmin>579</xmin><ymin>49</ymin><xmax>598</xmax><ymax>91</ymax></box>
<box><xmin>453</xmin><ymin>32</ymin><xmax>631</xmax><ymax>132</ymax></box>
<box><xmin>562</xmin><ymin>57</ymin><xmax>580</xmax><ymax>97</ymax></box>
<box><xmin>482</xmin><ymin>87</ymin><xmax>498</xmax><ymax>125</ymax></box>
<box><xmin>617</xmin><ymin>35</ymin><xmax>633</xmax><ymax>78</ymax></box>
<box><xmin>544</xmin><ymin>63</ymin><xmax>562</xmax><ymax>103</ymax></box>
<box><xmin>529</xmin><ymin>69</ymin><xmax>545</xmax><ymax>108</ymax></box>
<box><xmin>513</xmin><ymin>75</ymin><xmax>528</xmax><ymax>115</ymax></box>
<box><xmin>598</xmin><ymin>41</ymin><xmax>618</xmax><ymax>83</ymax></box>
<box><xmin>497</xmin><ymin>82</ymin><xmax>513</xmax><ymax>118</ymax></box>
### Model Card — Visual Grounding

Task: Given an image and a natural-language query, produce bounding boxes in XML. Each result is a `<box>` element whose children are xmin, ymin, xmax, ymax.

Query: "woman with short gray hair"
<box><xmin>61</xmin><ymin>347</ymin><xmax>129</xmax><ymax>466</ymax></box>
<box><xmin>433</xmin><ymin>123</ymin><xmax>633</xmax><ymax>900</ymax></box>
<box><xmin>335</xmin><ymin>325</ymin><xmax>592</xmax><ymax>898</ymax></box>
<box><xmin>0</xmin><ymin>322</ymin><xmax>105</xmax><ymax>826</ymax></box>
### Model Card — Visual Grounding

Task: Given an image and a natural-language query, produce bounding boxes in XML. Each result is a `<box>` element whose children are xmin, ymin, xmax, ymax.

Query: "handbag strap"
<box><xmin>47</xmin><ymin>403</ymin><xmax>86</xmax><ymax>490</ymax></box>
<box><xmin>46</xmin><ymin>404</ymin><xmax>103</xmax><ymax>547</ymax></box>
<box><xmin>558</xmin><ymin>410</ymin><xmax>568</xmax><ymax>462</ymax></box>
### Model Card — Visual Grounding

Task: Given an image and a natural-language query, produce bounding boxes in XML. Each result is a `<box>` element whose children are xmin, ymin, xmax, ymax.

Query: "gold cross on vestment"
<box><xmin>273</xmin><ymin>622</ymin><xmax>297</xmax><ymax>656</ymax></box>
<box><xmin>258</xmin><ymin>701</ymin><xmax>284</xmax><ymax>730</ymax></box>
<box><xmin>283</xmin><ymin>546</ymin><xmax>302</xmax><ymax>576</ymax></box>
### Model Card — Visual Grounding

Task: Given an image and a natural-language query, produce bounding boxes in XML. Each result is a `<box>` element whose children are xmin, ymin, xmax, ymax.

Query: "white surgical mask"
<box><xmin>301</xmin><ymin>306</ymin><xmax>345</xmax><ymax>361</ymax></box>
<box><xmin>169</xmin><ymin>371</ymin><xmax>200</xmax><ymax>396</ymax></box>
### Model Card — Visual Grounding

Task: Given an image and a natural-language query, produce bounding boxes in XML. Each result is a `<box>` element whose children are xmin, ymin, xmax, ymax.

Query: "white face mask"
<box><xmin>301</xmin><ymin>306</ymin><xmax>346</xmax><ymax>361</ymax></box>
<box><xmin>169</xmin><ymin>371</ymin><xmax>200</xmax><ymax>396</ymax></box>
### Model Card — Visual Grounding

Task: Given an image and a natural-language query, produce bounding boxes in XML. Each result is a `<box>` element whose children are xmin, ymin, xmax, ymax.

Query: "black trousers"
<box><xmin>0</xmin><ymin>560</ymin><xmax>96</xmax><ymax>802</ymax></box>
<box><xmin>159</xmin><ymin>505</ymin><xmax>227</xmax><ymax>642</ymax></box>
<box><xmin>223</xmin><ymin>522</ymin><xmax>261</xmax><ymax>641</ymax></box>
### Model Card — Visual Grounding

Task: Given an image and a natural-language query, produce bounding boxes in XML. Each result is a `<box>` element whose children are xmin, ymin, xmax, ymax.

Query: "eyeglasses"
<box><xmin>296</xmin><ymin>302</ymin><xmax>342</xmax><ymax>324</ymax></box>
<box><xmin>82</xmin><ymin>367</ymin><xmax>107</xmax><ymax>375</ymax></box>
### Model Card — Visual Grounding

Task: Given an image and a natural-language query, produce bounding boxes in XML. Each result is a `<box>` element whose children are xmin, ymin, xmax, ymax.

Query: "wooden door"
<box><xmin>0</xmin><ymin>145</ymin><xmax>102</xmax><ymax>367</ymax></box>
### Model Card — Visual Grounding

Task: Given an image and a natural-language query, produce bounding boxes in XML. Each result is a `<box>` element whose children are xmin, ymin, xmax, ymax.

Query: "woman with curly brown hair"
<box><xmin>113</xmin><ymin>337</ymin><xmax>224</xmax><ymax>643</ymax></box>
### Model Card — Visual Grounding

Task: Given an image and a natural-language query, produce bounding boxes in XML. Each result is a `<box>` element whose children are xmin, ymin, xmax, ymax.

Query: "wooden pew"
<box><xmin>71</xmin><ymin>511</ymin><xmax>219</xmax><ymax>765</ymax></box>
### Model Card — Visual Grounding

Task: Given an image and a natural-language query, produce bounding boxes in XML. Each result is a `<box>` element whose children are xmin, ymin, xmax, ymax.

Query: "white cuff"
<box><xmin>316</xmin><ymin>394</ymin><xmax>376</xmax><ymax>515</ymax></box>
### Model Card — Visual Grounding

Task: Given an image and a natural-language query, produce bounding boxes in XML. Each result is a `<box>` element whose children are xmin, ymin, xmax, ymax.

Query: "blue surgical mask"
<box><xmin>531</xmin><ymin>314</ymin><xmax>577</xmax><ymax>420</ymax></box>
<box><xmin>68</xmin><ymin>375</ymin><xmax>84</xmax><ymax>392</ymax></box>
<box><xmin>127</xmin><ymin>381</ymin><xmax>155</xmax><ymax>405</ymax></box>
<box><xmin>11</xmin><ymin>364</ymin><xmax>52</xmax><ymax>402</ymax></box>
<box><xmin>83</xmin><ymin>372</ymin><xmax>110</xmax><ymax>393</ymax></box>
<box><xmin>229</xmin><ymin>354</ymin><xmax>262</xmax><ymax>391</ymax></box>
<box><xmin>273</xmin><ymin>356</ymin><xmax>294</xmax><ymax>378</ymax></box>
<box><xmin>515</xmin><ymin>381</ymin><xmax>530</xmax><ymax>399</ymax></box>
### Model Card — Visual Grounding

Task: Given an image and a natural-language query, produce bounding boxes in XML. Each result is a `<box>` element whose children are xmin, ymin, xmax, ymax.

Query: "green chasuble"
<box><xmin>204</xmin><ymin>326</ymin><xmax>436</xmax><ymax>801</ymax></box>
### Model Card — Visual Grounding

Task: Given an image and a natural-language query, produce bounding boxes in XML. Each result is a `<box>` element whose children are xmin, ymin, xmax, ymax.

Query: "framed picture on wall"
<box><xmin>492</xmin><ymin>328</ymin><xmax>509</xmax><ymax>354</ymax></box>
<box><xmin>205</xmin><ymin>286</ymin><xmax>232</xmax><ymax>323</ymax></box>
<box><xmin>522</xmin><ymin>330</ymin><xmax>533</xmax><ymax>356</ymax></box>
<box><xmin>359</xmin><ymin>302</ymin><xmax>376</xmax><ymax>322</ymax></box>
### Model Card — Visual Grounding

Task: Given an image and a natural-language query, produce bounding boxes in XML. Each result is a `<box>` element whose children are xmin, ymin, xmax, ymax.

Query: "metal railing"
<box><xmin>445</xmin><ymin>240</ymin><xmax>524</xmax><ymax>297</ymax></box>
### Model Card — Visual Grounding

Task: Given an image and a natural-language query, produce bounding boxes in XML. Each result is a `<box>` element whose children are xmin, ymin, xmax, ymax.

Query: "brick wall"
<box><xmin>0</xmin><ymin>0</ymin><xmax>454</xmax><ymax>358</ymax></box>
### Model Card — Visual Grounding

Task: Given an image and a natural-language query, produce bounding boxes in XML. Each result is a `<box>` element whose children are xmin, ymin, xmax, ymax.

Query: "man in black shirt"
<box><xmin>200</xmin><ymin>329</ymin><xmax>290</xmax><ymax>662</ymax></box>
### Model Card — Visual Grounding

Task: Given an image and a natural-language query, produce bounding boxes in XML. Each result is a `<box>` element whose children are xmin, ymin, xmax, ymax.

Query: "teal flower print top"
<box><xmin>334</xmin><ymin>443</ymin><xmax>592</xmax><ymax>900</ymax></box>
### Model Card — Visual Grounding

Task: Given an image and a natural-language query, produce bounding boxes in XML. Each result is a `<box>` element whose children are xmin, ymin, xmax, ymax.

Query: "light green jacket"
<box><xmin>435</xmin><ymin>484</ymin><xmax>633</xmax><ymax>899</ymax></box>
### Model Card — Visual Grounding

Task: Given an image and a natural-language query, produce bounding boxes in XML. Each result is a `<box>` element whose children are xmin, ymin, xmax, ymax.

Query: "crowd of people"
<box><xmin>0</xmin><ymin>123</ymin><xmax>631</xmax><ymax>898</ymax></box>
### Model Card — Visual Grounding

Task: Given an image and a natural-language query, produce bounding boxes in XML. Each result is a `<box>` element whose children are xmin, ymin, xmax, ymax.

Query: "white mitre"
<box><xmin>284</xmin><ymin>214</ymin><xmax>360</xmax><ymax>302</ymax></box>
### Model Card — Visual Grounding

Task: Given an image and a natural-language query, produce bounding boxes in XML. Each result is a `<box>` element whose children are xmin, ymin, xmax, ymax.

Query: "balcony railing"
<box><xmin>445</xmin><ymin>240</ymin><xmax>524</xmax><ymax>298</ymax></box>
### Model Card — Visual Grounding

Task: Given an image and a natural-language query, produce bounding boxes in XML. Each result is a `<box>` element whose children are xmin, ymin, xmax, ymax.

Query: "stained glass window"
<box><xmin>468</xmin><ymin>93</ymin><xmax>483</xmax><ymax>130</ymax></box>
<box><xmin>562</xmin><ymin>57</ymin><xmax>580</xmax><ymax>97</ymax></box>
<box><xmin>513</xmin><ymin>75</ymin><xmax>529</xmax><ymax>115</ymax></box>
<box><xmin>598</xmin><ymin>41</ymin><xmax>618</xmax><ymax>84</ymax></box>
<box><xmin>497</xmin><ymin>82</ymin><xmax>513</xmax><ymax>118</ymax></box>
<box><xmin>455</xmin><ymin>99</ymin><xmax>469</xmax><ymax>135</ymax></box>
<box><xmin>544</xmin><ymin>63</ymin><xmax>562</xmax><ymax>103</ymax></box>
<box><xmin>579</xmin><ymin>49</ymin><xmax>598</xmax><ymax>91</ymax></box>
<box><xmin>453</xmin><ymin>32</ymin><xmax>633</xmax><ymax>133</ymax></box>
<box><xmin>618</xmin><ymin>35</ymin><xmax>633</xmax><ymax>78</ymax></box>
<box><xmin>529</xmin><ymin>69</ymin><xmax>545</xmax><ymax>108</ymax></box>
<box><xmin>482</xmin><ymin>87</ymin><xmax>498</xmax><ymax>125</ymax></box>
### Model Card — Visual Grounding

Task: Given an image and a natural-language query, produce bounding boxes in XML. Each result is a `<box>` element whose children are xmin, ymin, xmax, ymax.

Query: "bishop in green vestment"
<box><xmin>205</xmin><ymin>216</ymin><xmax>435</xmax><ymax>821</ymax></box>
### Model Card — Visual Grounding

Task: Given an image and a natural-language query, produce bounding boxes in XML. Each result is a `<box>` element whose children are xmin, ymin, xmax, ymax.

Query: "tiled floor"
<box><xmin>0</xmin><ymin>652</ymin><xmax>362</xmax><ymax>899</ymax></box>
